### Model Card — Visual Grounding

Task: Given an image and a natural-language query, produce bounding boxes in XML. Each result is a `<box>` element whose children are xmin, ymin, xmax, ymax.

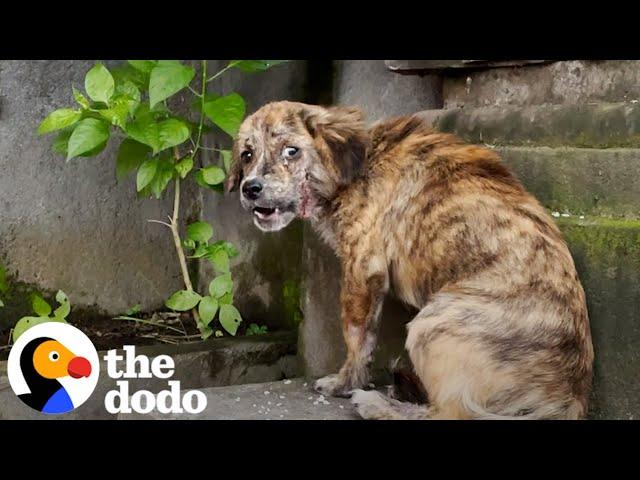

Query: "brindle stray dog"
<box><xmin>226</xmin><ymin>101</ymin><xmax>594</xmax><ymax>420</ymax></box>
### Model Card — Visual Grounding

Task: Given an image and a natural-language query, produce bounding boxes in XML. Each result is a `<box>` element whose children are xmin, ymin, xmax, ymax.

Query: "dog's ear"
<box><xmin>301</xmin><ymin>105</ymin><xmax>369</xmax><ymax>188</ymax></box>
<box><xmin>224</xmin><ymin>140</ymin><xmax>243</xmax><ymax>193</ymax></box>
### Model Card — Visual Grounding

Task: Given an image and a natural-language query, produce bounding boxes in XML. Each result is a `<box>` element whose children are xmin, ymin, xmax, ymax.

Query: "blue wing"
<box><xmin>42</xmin><ymin>387</ymin><xmax>74</xmax><ymax>414</ymax></box>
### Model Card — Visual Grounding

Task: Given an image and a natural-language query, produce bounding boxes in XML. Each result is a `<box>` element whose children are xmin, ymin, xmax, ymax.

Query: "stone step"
<box><xmin>118</xmin><ymin>378</ymin><xmax>357</xmax><ymax>420</ymax></box>
<box><xmin>556</xmin><ymin>216</ymin><xmax>640</xmax><ymax>419</ymax></box>
<box><xmin>417</xmin><ymin>102</ymin><xmax>640</xmax><ymax>148</ymax></box>
<box><xmin>497</xmin><ymin>147</ymin><xmax>640</xmax><ymax>218</ymax></box>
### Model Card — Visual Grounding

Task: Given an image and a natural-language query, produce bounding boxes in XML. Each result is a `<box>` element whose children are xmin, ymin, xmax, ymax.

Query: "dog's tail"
<box><xmin>388</xmin><ymin>357</ymin><xmax>429</xmax><ymax>404</ymax></box>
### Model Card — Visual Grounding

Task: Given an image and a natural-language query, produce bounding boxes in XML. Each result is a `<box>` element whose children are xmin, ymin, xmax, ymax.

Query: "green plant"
<box><xmin>38</xmin><ymin>60</ymin><xmax>286</xmax><ymax>340</ymax></box>
<box><xmin>12</xmin><ymin>291</ymin><xmax>71</xmax><ymax>342</ymax></box>
<box><xmin>245</xmin><ymin>323</ymin><xmax>268</xmax><ymax>336</ymax></box>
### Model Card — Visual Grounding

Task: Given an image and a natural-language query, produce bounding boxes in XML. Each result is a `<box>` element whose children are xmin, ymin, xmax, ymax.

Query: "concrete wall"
<box><xmin>0</xmin><ymin>61</ymin><xmax>188</xmax><ymax>328</ymax></box>
<box><xmin>0</xmin><ymin>60</ymin><xmax>311</xmax><ymax>331</ymax></box>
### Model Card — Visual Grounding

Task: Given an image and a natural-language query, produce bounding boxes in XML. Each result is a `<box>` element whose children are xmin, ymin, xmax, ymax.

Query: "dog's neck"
<box><xmin>306</xmin><ymin>185</ymin><xmax>354</xmax><ymax>253</ymax></box>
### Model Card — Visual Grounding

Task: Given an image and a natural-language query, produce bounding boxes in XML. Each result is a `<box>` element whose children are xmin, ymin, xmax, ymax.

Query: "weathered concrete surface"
<box><xmin>334</xmin><ymin>60</ymin><xmax>443</xmax><ymax>119</ymax></box>
<box><xmin>0</xmin><ymin>60</ymin><xmax>195</xmax><ymax>327</ymax></box>
<box><xmin>0</xmin><ymin>332</ymin><xmax>297</xmax><ymax>419</ymax></box>
<box><xmin>556</xmin><ymin>217</ymin><xmax>640</xmax><ymax>419</ymax></box>
<box><xmin>496</xmin><ymin>147</ymin><xmax>640</xmax><ymax>218</ymax></box>
<box><xmin>198</xmin><ymin>61</ymin><xmax>310</xmax><ymax>330</ymax></box>
<box><xmin>119</xmin><ymin>378</ymin><xmax>358</xmax><ymax>420</ymax></box>
<box><xmin>418</xmin><ymin>102</ymin><xmax>640</xmax><ymax>148</ymax></box>
<box><xmin>443</xmin><ymin>60</ymin><xmax>640</xmax><ymax>108</ymax></box>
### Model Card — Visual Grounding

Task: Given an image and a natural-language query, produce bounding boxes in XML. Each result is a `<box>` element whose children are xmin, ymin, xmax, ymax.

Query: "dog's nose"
<box><xmin>242</xmin><ymin>178</ymin><xmax>263</xmax><ymax>200</ymax></box>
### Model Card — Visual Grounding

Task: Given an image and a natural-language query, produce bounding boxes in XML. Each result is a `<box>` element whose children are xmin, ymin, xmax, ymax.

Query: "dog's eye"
<box><xmin>240</xmin><ymin>150</ymin><xmax>252</xmax><ymax>163</ymax></box>
<box><xmin>283</xmin><ymin>146</ymin><xmax>300</xmax><ymax>159</ymax></box>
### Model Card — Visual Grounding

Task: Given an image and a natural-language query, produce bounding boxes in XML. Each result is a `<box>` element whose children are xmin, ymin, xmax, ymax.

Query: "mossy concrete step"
<box><xmin>556</xmin><ymin>216</ymin><xmax>640</xmax><ymax>419</ymax></box>
<box><xmin>496</xmin><ymin>147</ymin><xmax>640</xmax><ymax>218</ymax></box>
<box><xmin>417</xmin><ymin>102</ymin><xmax>640</xmax><ymax>148</ymax></box>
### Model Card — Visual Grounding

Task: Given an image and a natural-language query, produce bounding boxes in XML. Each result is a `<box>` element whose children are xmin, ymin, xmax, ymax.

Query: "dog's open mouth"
<box><xmin>250</xmin><ymin>203</ymin><xmax>296</xmax><ymax>231</ymax></box>
<box><xmin>253</xmin><ymin>206</ymin><xmax>277</xmax><ymax>220</ymax></box>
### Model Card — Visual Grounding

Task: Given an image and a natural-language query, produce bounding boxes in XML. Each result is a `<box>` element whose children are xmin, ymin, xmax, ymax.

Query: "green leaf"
<box><xmin>246</xmin><ymin>323</ymin><xmax>268</xmax><ymax>336</ymax></box>
<box><xmin>198</xmin><ymin>296</ymin><xmax>219</xmax><ymax>326</ymax></box>
<box><xmin>187</xmin><ymin>221</ymin><xmax>213</xmax><ymax>243</ymax></box>
<box><xmin>128</xmin><ymin>60</ymin><xmax>157</xmax><ymax>73</ymax></box>
<box><xmin>139</xmin><ymin>157</ymin><xmax>174</xmax><ymax>199</ymax></box>
<box><xmin>189</xmin><ymin>243</ymin><xmax>210</xmax><ymax>259</ymax></box>
<box><xmin>221</xmin><ymin>150</ymin><xmax>232</xmax><ymax>172</ymax></box>
<box><xmin>229</xmin><ymin>60</ymin><xmax>288</xmax><ymax>72</ymax></box>
<box><xmin>117</xmin><ymin>139</ymin><xmax>151</xmax><ymax>180</ymax></box>
<box><xmin>112</xmin><ymin>63</ymin><xmax>149</xmax><ymax>91</ymax></box>
<box><xmin>53</xmin><ymin>290</ymin><xmax>70</xmax><ymax>321</ymax></box>
<box><xmin>85</xmin><ymin>63</ymin><xmax>115</xmax><ymax>104</ymax></box>
<box><xmin>212</xmin><ymin>240</ymin><xmax>239</xmax><ymax>258</ymax></box>
<box><xmin>55</xmin><ymin>290</ymin><xmax>68</xmax><ymax>304</ymax></box>
<box><xmin>52</xmin><ymin>130</ymin><xmax>72</xmax><ymax>155</ymax></box>
<box><xmin>0</xmin><ymin>299</ymin><xmax>4</xmax><ymax>308</ymax></box>
<box><xmin>219</xmin><ymin>291</ymin><xmax>233</xmax><ymax>305</ymax></box>
<box><xmin>98</xmin><ymin>94</ymin><xmax>131</xmax><ymax>128</ymax></box>
<box><xmin>165</xmin><ymin>290</ymin><xmax>202</xmax><ymax>311</ymax></box>
<box><xmin>13</xmin><ymin>316</ymin><xmax>51</xmax><ymax>343</ymax></box>
<box><xmin>38</xmin><ymin>109</ymin><xmax>82</xmax><ymax>134</ymax></box>
<box><xmin>203</xmin><ymin>93</ymin><xmax>246</xmax><ymax>137</ymax></box>
<box><xmin>114</xmin><ymin>80</ymin><xmax>141</xmax><ymax>115</ymax></box>
<box><xmin>219</xmin><ymin>304</ymin><xmax>242</xmax><ymax>336</ymax></box>
<box><xmin>209</xmin><ymin>273</ymin><xmax>233</xmax><ymax>298</ymax></box>
<box><xmin>126</xmin><ymin>117</ymin><xmax>190</xmax><ymax>155</ymax></box>
<box><xmin>31</xmin><ymin>294</ymin><xmax>52</xmax><ymax>317</ymax></box>
<box><xmin>149</xmin><ymin>60</ymin><xmax>195</xmax><ymax>108</ymax></box>
<box><xmin>175</xmin><ymin>156</ymin><xmax>193</xmax><ymax>179</ymax></box>
<box><xmin>66</xmin><ymin>118</ymin><xmax>110</xmax><ymax>160</ymax></box>
<box><xmin>208</xmin><ymin>248</ymin><xmax>230</xmax><ymax>273</ymax></box>
<box><xmin>136</xmin><ymin>158</ymin><xmax>158</xmax><ymax>192</ymax></box>
<box><xmin>73</xmin><ymin>87</ymin><xmax>90</xmax><ymax>109</ymax></box>
<box><xmin>183</xmin><ymin>238</ymin><xmax>196</xmax><ymax>250</ymax></box>
<box><xmin>202</xmin><ymin>166</ymin><xmax>226</xmax><ymax>185</ymax></box>
<box><xmin>214</xmin><ymin>330</ymin><xmax>224</xmax><ymax>337</ymax></box>
<box><xmin>199</xmin><ymin>325</ymin><xmax>214</xmax><ymax>340</ymax></box>
<box><xmin>125</xmin><ymin>304</ymin><xmax>141</xmax><ymax>316</ymax></box>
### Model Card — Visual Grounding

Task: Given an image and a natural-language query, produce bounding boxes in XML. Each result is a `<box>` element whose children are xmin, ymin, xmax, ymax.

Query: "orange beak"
<box><xmin>67</xmin><ymin>356</ymin><xmax>91</xmax><ymax>378</ymax></box>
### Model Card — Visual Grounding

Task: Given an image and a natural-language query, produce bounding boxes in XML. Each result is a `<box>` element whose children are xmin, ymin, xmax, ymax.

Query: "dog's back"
<box><xmin>335</xmin><ymin>115</ymin><xmax>594</xmax><ymax>418</ymax></box>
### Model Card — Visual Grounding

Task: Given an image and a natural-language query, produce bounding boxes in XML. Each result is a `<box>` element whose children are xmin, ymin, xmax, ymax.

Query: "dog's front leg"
<box><xmin>314</xmin><ymin>258</ymin><xmax>388</xmax><ymax>397</ymax></box>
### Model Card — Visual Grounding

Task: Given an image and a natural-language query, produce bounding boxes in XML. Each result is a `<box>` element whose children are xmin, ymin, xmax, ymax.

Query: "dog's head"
<box><xmin>225</xmin><ymin>101</ymin><xmax>369</xmax><ymax>232</ymax></box>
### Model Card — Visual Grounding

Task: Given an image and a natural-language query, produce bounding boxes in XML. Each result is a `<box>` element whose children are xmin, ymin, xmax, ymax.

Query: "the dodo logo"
<box><xmin>7</xmin><ymin>322</ymin><xmax>99</xmax><ymax>414</ymax></box>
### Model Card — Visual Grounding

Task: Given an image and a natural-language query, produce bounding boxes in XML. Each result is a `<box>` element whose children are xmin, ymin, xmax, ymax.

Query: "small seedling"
<box><xmin>13</xmin><ymin>291</ymin><xmax>71</xmax><ymax>342</ymax></box>
<box><xmin>246</xmin><ymin>323</ymin><xmax>268</xmax><ymax>336</ymax></box>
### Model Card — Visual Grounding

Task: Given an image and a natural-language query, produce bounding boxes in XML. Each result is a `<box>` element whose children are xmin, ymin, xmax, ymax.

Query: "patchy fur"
<box><xmin>228</xmin><ymin>101</ymin><xmax>594</xmax><ymax>420</ymax></box>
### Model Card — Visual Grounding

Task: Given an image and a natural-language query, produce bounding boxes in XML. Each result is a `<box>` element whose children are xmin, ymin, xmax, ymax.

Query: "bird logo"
<box><xmin>7</xmin><ymin>322</ymin><xmax>99</xmax><ymax>415</ymax></box>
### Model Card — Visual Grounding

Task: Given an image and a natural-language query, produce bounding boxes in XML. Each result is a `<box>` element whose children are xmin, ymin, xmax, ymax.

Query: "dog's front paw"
<box><xmin>313</xmin><ymin>374</ymin><xmax>353</xmax><ymax>397</ymax></box>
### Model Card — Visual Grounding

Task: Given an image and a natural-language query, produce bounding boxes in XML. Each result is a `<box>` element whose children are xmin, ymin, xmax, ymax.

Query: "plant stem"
<box><xmin>170</xmin><ymin>174</ymin><xmax>193</xmax><ymax>292</ymax></box>
<box><xmin>206</xmin><ymin>63</ymin><xmax>232</xmax><ymax>83</ymax></box>
<box><xmin>169</xmin><ymin>168</ymin><xmax>202</xmax><ymax>326</ymax></box>
<box><xmin>192</xmin><ymin>60</ymin><xmax>208</xmax><ymax>159</ymax></box>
